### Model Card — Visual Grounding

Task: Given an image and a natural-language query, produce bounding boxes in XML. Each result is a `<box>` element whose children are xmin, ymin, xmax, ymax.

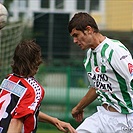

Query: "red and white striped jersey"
<box><xmin>0</xmin><ymin>74</ymin><xmax>45</xmax><ymax>133</ymax></box>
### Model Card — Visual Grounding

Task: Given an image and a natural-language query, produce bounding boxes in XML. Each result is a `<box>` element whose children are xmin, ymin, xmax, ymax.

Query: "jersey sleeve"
<box><xmin>12</xmin><ymin>89</ymin><xmax>38</xmax><ymax>119</ymax></box>
<box><xmin>110</xmin><ymin>44</ymin><xmax>133</xmax><ymax>86</ymax></box>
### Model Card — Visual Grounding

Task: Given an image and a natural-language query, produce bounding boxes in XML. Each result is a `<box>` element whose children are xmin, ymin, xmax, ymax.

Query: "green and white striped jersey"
<box><xmin>84</xmin><ymin>37</ymin><xmax>133</xmax><ymax>114</ymax></box>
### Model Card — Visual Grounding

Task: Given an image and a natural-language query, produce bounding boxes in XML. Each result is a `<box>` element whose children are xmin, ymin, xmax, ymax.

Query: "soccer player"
<box><xmin>68</xmin><ymin>12</ymin><xmax>133</xmax><ymax>133</ymax></box>
<box><xmin>0</xmin><ymin>40</ymin><xmax>77</xmax><ymax>133</ymax></box>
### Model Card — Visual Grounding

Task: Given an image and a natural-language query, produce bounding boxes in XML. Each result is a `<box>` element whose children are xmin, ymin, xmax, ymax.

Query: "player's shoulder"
<box><xmin>24</xmin><ymin>77</ymin><xmax>43</xmax><ymax>90</ymax></box>
<box><xmin>106</xmin><ymin>37</ymin><xmax>128</xmax><ymax>52</ymax></box>
<box><xmin>106</xmin><ymin>37</ymin><xmax>121</xmax><ymax>46</ymax></box>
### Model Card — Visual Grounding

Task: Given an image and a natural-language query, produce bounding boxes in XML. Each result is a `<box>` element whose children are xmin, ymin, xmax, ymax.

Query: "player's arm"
<box><xmin>38</xmin><ymin>111</ymin><xmax>77</xmax><ymax>133</ymax></box>
<box><xmin>72</xmin><ymin>87</ymin><xmax>98</xmax><ymax>122</ymax></box>
<box><xmin>7</xmin><ymin>118</ymin><xmax>24</xmax><ymax>133</ymax></box>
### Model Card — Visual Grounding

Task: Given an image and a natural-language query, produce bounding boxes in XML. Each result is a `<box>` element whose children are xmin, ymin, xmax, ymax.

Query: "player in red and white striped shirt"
<box><xmin>0</xmin><ymin>40</ymin><xmax>76</xmax><ymax>133</ymax></box>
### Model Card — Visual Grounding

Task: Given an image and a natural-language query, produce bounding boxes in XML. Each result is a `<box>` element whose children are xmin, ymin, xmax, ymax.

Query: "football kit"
<box><xmin>84</xmin><ymin>37</ymin><xmax>133</xmax><ymax>114</ymax></box>
<box><xmin>0</xmin><ymin>74</ymin><xmax>44</xmax><ymax>133</ymax></box>
<box><xmin>76</xmin><ymin>37</ymin><xmax>133</xmax><ymax>133</ymax></box>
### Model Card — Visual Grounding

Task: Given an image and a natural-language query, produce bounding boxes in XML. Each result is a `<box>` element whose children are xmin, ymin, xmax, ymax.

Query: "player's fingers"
<box><xmin>75</xmin><ymin>113</ymin><xmax>83</xmax><ymax>122</ymax></box>
<box><xmin>61</xmin><ymin>123</ymin><xmax>77</xmax><ymax>133</ymax></box>
<box><xmin>56</xmin><ymin>121</ymin><xmax>77</xmax><ymax>133</ymax></box>
<box><xmin>53</xmin><ymin>119</ymin><xmax>63</xmax><ymax>132</ymax></box>
<box><xmin>66</xmin><ymin>127</ymin><xmax>76</xmax><ymax>133</ymax></box>
<box><xmin>56</xmin><ymin>123</ymin><xmax>67</xmax><ymax>132</ymax></box>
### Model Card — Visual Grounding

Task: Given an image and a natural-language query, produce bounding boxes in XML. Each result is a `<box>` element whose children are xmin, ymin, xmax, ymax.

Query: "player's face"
<box><xmin>70</xmin><ymin>28</ymin><xmax>94</xmax><ymax>50</ymax></box>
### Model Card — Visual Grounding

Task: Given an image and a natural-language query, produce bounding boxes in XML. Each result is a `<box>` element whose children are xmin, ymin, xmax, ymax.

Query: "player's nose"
<box><xmin>73</xmin><ymin>37</ymin><xmax>78</xmax><ymax>44</ymax></box>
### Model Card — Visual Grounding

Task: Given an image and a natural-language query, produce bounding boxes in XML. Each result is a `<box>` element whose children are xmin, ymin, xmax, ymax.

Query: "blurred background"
<box><xmin>0</xmin><ymin>0</ymin><xmax>133</xmax><ymax>132</ymax></box>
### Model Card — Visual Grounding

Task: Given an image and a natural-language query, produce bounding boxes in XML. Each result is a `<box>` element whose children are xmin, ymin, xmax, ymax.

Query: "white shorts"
<box><xmin>76</xmin><ymin>106</ymin><xmax>133</xmax><ymax>133</ymax></box>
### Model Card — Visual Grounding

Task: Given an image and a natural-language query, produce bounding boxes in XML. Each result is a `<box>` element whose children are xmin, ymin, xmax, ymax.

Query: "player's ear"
<box><xmin>86</xmin><ymin>26</ymin><xmax>93</xmax><ymax>33</ymax></box>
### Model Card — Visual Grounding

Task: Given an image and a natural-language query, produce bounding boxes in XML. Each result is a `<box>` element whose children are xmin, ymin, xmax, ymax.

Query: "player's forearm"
<box><xmin>76</xmin><ymin>87</ymin><xmax>98</xmax><ymax>110</ymax></box>
<box><xmin>38</xmin><ymin>111</ymin><xmax>58</xmax><ymax>125</ymax></box>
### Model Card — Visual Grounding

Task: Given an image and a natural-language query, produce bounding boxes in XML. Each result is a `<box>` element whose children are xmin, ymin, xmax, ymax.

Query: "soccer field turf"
<box><xmin>37</xmin><ymin>129</ymin><xmax>62</xmax><ymax>133</ymax></box>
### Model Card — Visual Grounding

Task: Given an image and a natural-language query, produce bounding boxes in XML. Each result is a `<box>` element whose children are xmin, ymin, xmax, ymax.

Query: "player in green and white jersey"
<box><xmin>68</xmin><ymin>12</ymin><xmax>133</xmax><ymax>133</ymax></box>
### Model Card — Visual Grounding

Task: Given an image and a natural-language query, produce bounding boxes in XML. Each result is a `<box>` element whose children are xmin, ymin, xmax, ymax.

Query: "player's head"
<box><xmin>11</xmin><ymin>40</ymin><xmax>43</xmax><ymax>77</ymax></box>
<box><xmin>68</xmin><ymin>12</ymin><xmax>99</xmax><ymax>33</ymax></box>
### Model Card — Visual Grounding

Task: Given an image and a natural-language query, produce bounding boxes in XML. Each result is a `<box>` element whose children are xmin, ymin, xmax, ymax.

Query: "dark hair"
<box><xmin>68</xmin><ymin>12</ymin><xmax>99</xmax><ymax>33</ymax></box>
<box><xmin>11</xmin><ymin>40</ymin><xmax>43</xmax><ymax>78</ymax></box>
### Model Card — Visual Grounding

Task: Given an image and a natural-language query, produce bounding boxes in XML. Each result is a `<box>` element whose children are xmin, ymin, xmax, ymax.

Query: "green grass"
<box><xmin>37</xmin><ymin>129</ymin><xmax>62</xmax><ymax>133</ymax></box>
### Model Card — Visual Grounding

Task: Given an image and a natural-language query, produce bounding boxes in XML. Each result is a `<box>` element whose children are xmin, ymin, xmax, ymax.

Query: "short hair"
<box><xmin>68</xmin><ymin>12</ymin><xmax>99</xmax><ymax>33</ymax></box>
<box><xmin>11</xmin><ymin>40</ymin><xmax>43</xmax><ymax>78</ymax></box>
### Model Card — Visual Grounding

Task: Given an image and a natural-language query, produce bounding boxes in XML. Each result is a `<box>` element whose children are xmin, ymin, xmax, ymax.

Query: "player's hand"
<box><xmin>38</xmin><ymin>112</ymin><xmax>77</xmax><ymax>133</ymax></box>
<box><xmin>54</xmin><ymin>118</ymin><xmax>77</xmax><ymax>133</ymax></box>
<box><xmin>71</xmin><ymin>107</ymin><xmax>84</xmax><ymax>122</ymax></box>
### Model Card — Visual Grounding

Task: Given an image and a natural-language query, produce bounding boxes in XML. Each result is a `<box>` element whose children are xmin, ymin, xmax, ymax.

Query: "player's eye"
<box><xmin>73</xmin><ymin>34</ymin><xmax>78</xmax><ymax>38</ymax></box>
